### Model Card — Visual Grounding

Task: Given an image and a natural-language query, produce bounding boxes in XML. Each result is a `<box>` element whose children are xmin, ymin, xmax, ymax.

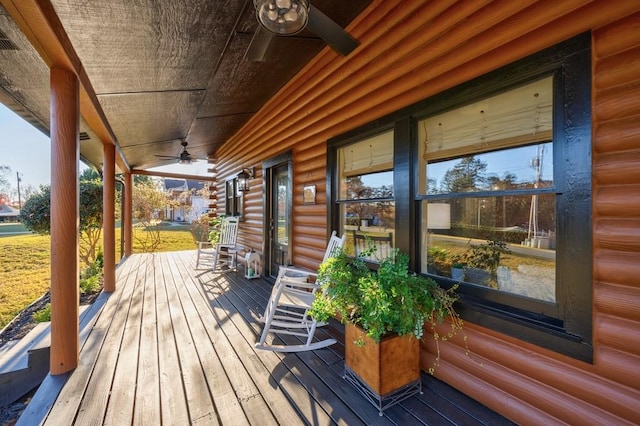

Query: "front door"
<box><xmin>265</xmin><ymin>156</ymin><xmax>292</xmax><ymax>278</ymax></box>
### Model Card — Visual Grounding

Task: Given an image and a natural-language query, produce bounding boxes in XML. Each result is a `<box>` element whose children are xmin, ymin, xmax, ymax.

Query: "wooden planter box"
<box><xmin>344</xmin><ymin>323</ymin><xmax>421</xmax><ymax>413</ymax></box>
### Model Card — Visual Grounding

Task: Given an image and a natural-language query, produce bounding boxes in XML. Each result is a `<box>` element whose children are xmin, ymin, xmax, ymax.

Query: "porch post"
<box><xmin>50</xmin><ymin>67</ymin><xmax>79</xmax><ymax>375</ymax></box>
<box><xmin>103</xmin><ymin>144</ymin><xmax>116</xmax><ymax>292</ymax></box>
<box><xmin>124</xmin><ymin>171</ymin><xmax>133</xmax><ymax>256</ymax></box>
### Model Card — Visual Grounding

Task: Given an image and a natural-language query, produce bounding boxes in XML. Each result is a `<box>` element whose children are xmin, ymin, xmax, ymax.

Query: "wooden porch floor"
<box><xmin>18</xmin><ymin>251</ymin><xmax>514</xmax><ymax>425</ymax></box>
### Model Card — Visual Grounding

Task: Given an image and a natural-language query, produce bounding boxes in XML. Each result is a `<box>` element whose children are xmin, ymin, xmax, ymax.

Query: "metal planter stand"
<box><xmin>343</xmin><ymin>365</ymin><xmax>422</xmax><ymax>416</ymax></box>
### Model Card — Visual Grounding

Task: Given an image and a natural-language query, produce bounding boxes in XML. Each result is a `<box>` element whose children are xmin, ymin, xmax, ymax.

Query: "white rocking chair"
<box><xmin>195</xmin><ymin>216</ymin><xmax>239</xmax><ymax>272</ymax></box>
<box><xmin>256</xmin><ymin>231</ymin><xmax>346</xmax><ymax>352</ymax></box>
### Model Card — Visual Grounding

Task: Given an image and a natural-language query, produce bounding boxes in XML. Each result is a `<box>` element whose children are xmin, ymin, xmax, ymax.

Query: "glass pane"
<box><xmin>421</xmin><ymin>196</ymin><xmax>556</xmax><ymax>302</ymax></box>
<box><xmin>426</xmin><ymin>142</ymin><xmax>553</xmax><ymax>195</ymax></box>
<box><xmin>338</xmin><ymin>130</ymin><xmax>394</xmax><ymax>201</ymax></box>
<box><xmin>275</xmin><ymin>170</ymin><xmax>289</xmax><ymax>246</ymax></box>
<box><xmin>341</xmin><ymin>201</ymin><xmax>395</xmax><ymax>262</ymax></box>
<box><xmin>340</xmin><ymin>171</ymin><xmax>394</xmax><ymax>200</ymax></box>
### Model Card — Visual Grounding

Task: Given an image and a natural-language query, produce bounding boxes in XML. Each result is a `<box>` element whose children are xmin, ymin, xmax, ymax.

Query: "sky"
<box><xmin>0</xmin><ymin>103</ymin><xmax>52</xmax><ymax>190</ymax></box>
<box><xmin>0</xmin><ymin>102</ymin><xmax>209</xmax><ymax>201</ymax></box>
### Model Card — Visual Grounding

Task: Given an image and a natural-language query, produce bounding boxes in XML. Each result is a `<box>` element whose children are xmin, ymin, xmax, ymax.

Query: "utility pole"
<box><xmin>16</xmin><ymin>171</ymin><xmax>21</xmax><ymax>209</ymax></box>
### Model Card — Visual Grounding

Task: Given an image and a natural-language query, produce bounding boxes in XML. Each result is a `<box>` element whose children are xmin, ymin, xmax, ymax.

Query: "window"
<box><xmin>224</xmin><ymin>178</ymin><xmax>243</xmax><ymax>217</ymax></box>
<box><xmin>415</xmin><ymin>35</ymin><xmax>592</xmax><ymax>361</ymax></box>
<box><xmin>336</xmin><ymin>130</ymin><xmax>395</xmax><ymax>262</ymax></box>
<box><xmin>328</xmin><ymin>34</ymin><xmax>592</xmax><ymax>361</ymax></box>
<box><xmin>419</xmin><ymin>77</ymin><xmax>556</xmax><ymax>303</ymax></box>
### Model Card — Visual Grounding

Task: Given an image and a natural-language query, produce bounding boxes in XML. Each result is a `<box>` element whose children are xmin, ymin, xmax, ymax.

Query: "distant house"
<box><xmin>0</xmin><ymin>205</ymin><xmax>20</xmax><ymax>223</ymax></box>
<box><xmin>162</xmin><ymin>178</ymin><xmax>208</xmax><ymax>223</ymax></box>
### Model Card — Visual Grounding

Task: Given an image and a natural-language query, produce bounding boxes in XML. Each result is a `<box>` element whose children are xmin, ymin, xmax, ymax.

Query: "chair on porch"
<box><xmin>195</xmin><ymin>216</ymin><xmax>239</xmax><ymax>272</ymax></box>
<box><xmin>352</xmin><ymin>230</ymin><xmax>394</xmax><ymax>261</ymax></box>
<box><xmin>255</xmin><ymin>231</ymin><xmax>346</xmax><ymax>352</ymax></box>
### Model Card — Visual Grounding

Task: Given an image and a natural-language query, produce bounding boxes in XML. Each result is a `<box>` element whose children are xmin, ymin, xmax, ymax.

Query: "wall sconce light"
<box><xmin>237</xmin><ymin>167</ymin><xmax>255</xmax><ymax>192</ymax></box>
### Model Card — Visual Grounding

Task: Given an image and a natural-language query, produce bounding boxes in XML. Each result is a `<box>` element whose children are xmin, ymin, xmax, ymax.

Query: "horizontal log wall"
<box><xmin>214</xmin><ymin>1</ymin><xmax>640</xmax><ymax>423</ymax></box>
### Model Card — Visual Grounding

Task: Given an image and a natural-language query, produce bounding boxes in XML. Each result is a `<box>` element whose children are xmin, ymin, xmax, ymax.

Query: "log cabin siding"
<box><xmin>212</xmin><ymin>2</ymin><xmax>640</xmax><ymax>423</ymax></box>
<box><xmin>592</xmin><ymin>10</ymin><xmax>640</xmax><ymax>396</ymax></box>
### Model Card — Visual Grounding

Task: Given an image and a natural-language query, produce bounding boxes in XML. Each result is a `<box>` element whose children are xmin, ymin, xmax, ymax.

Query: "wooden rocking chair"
<box><xmin>255</xmin><ymin>231</ymin><xmax>346</xmax><ymax>352</ymax></box>
<box><xmin>195</xmin><ymin>216</ymin><xmax>239</xmax><ymax>272</ymax></box>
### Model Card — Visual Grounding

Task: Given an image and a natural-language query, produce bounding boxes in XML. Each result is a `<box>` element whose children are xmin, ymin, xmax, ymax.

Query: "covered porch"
<box><xmin>18</xmin><ymin>251</ymin><xmax>512</xmax><ymax>425</ymax></box>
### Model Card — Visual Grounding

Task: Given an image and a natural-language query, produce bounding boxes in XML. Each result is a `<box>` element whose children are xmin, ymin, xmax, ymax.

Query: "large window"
<box><xmin>419</xmin><ymin>77</ymin><xmax>557</xmax><ymax>303</ymax></box>
<box><xmin>328</xmin><ymin>34</ymin><xmax>592</xmax><ymax>361</ymax></box>
<box><xmin>336</xmin><ymin>130</ymin><xmax>395</xmax><ymax>262</ymax></box>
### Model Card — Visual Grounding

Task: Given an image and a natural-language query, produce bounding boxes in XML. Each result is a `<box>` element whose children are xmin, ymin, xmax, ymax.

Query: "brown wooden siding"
<box><xmin>213</xmin><ymin>1</ymin><xmax>640</xmax><ymax>423</ymax></box>
<box><xmin>592</xmin><ymin>9</ymin><xmax>640</xmax><ymax>394</ymax></box>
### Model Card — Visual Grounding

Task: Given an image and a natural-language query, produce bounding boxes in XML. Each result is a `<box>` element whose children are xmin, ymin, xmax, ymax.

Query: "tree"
<box><xmin>19</xmin><ymin>183</ymin><xmax>37</xmax><ymax>203</ymax></box>
<box><xmin>20</xmin><ymin>180</ymin><xmax>104</xmax><ymax>264</ymax></box>
<box><xmin>19</xmin><ymin>185</ymin><xmax>50</xmax><ymax>234</ymax></box>
<box><xmin>441</xmin><ymin>156</ymin><xmax>487</xmax><ymax>193</ymax></box>
<box><xmin>78</xmin><ymin>179</ymin><xmax>104</xmax><ymax>264</ymax></box>
<box><xmin>134</xmin><ymin>174</ymin><xmax>152</xmax><ymax>185</ymax></box>
<box><xmin>0</xmin><ymin>165</ymin><xmax>10</xmax><ymax>191</ymax></box>
<box><xmin>0</xmin><ymin>165</ymin><xmax>11</xmax><ymax>204</ymax></box>
<box><xmin>80</xmin><ymin>167</ymin><xmax>101</xmax><ymax>182</ymax></box>
<box><xmin>132</xmin><ymin>179</ymin><xmax>177</xmax><ymax>252</ymax></box>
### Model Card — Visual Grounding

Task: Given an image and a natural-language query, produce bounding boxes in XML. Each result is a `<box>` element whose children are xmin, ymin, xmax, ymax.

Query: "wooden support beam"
<box><xmin>131</xmin><ymin>168</ymin><xmax>216</xmax><ymax>182</ymax></box>
<box><xmin>49</xmin><ymin>67</ymin><xmax>79</xmax><ymax>375</ymax></box>
<box><xmin>103</xmin><ymin>144</ymin><xmax>116</xmax><ymax>293</ymax></box>
<box><xmin>124</xmin><ymin>171</ymin><xmax>132</xmax><ymax>257</ymax></box>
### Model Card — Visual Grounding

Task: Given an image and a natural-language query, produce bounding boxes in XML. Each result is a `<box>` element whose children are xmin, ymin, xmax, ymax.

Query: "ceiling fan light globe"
<box><xmin>254</xmin><ymin>0</ymin><xmax>308</xmax><ymax>35</ymax></box>
<box><xmin>284</xmin><ymin>10</ymin><xmax>298</xmax><ymax>22</ymax></box>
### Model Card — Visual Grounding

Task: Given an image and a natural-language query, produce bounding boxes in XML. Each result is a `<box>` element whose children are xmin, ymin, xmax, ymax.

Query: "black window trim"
<box><xmin>224</xmin><ymin>176</ymin><xmax>243</xmax><ymax>218</ymax></box>
<box><xmin>328</xmin><ymin>33</ymin><xmax>592</xmax><ymax>362</ymax></box>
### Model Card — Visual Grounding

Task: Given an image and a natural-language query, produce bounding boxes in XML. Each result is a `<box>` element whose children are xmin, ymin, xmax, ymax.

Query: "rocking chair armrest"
<box><xmin>278</xmin><ymin>278</ymin><xmax>322</xmax><ymax>291</ymax></box>
<box><xmin>278</xmin><ymin>265</ymin><xmax>318</xmax><ymax>278</ymax></box>
<box><xmin>197</xmin><ymin>241</ymin><xmax>214</xmax><ymax>250</ymax></box>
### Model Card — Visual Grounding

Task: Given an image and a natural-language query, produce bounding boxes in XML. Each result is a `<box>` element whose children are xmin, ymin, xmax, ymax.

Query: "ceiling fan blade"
<box><xmin>307</xmin><ymin>6</ymin><xmax>359</xmax><ymax>57</ymax></box>
<box><xmin>154</xmin><ymin>155</ymin><xmax>180</xmax><ymax>160</ymax></box>
<box><xmin>245</xmin><ymin>26</ymin><xmax>274</xmax><ymax>62</ymax></box>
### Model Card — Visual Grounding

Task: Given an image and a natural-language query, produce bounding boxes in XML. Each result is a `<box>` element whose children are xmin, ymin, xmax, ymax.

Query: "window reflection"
<box><xmin>422</xmin><ymin>194</ymin><xmax>556</xmax><ymax>302</ymax></box>
<box><xmin>426</xmin><ymin>143</ymin><xmax>553</xmax><ymax>195</ymax></box>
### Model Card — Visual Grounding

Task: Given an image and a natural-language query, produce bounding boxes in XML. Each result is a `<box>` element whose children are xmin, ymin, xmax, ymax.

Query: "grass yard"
<box><xmin>0</xmin><ymin>222</ymin><xmax>30</xmax><ymax>236</ymax></box>
<box><xmin>0</xmin><ymin>234</ymin><xmax>51</xmax><ymax>329</ymax></box>
<box><xmin>0</xmin><ymin>225</ymin><xmax>197</xmax><ymax>329</ymax></box>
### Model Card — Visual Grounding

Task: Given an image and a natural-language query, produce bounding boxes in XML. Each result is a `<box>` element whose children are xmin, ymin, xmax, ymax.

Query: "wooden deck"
<box><xmin>17</xmin><ymin>251</ymin><xmax>514</xmax><ymax>425</ymax></box>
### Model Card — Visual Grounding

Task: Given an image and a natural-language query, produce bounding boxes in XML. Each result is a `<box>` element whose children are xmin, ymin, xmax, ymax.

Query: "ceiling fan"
<box><xmin>246</xmin><ymin>0</ymin><xmax>360</xmax><ymax>62</ymax></box>
<box><xmin>154</xmin><ymin>140</ymin><xmax>196</xmax><ymax>165</ymax></box>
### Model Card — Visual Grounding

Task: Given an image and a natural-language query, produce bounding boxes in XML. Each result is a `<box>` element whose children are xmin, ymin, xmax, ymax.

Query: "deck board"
<box><xmin>133</xmin><ymin>253</ymin><xmax>161</xmax><ymax>425</ymax></box>
<box><xmin>18</xmin><ymin>251</ymin><xmax>515</xmax><ymax>426</ymax></box>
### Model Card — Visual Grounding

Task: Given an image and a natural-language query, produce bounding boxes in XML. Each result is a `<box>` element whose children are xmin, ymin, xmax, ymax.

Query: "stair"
<box><xmin>0</xmin><ymin>306</ymin><xmax>91</xmax><ymax>407</ymax></box>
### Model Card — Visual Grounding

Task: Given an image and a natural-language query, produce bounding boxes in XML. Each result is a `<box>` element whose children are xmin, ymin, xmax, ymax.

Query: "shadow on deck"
<box><xmin>16</xmin><ymin>251</ymin><xmax>515</xmax><ymax>425</ymax></box>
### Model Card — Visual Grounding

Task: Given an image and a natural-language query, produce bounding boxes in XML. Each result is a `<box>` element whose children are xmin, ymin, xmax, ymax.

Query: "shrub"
<box><xmin>33</xmin><ymin>304</ymin><xmax>51</xmax><ymax>323</ymax></box>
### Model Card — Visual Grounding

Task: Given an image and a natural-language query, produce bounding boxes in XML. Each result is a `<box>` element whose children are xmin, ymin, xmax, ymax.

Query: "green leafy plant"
<box><xmin>427</xmin><ymin>246</ymin><xmax>450</xmax><ymax>274</ymax></box>
<box><xmin>32</xmin><ymin>304</ymin><xmax>51</xmax><ymax>323</ymax></box>
<box><xmin>207</xmin><ymin>215</ymin><xmax>226</xmax><ymax>244</ymax></box>
<box><xmin>80</xmin><ymin>254</ymin><xmax>103</xmax><ymax>294</ymax></box>
<box><xmin>310</xmin><ymin>247</ymin><xmax>464</xmax><ymax>373</ymax></box>
<box><xmin>80</xmin><ymin>274</ymin><xmax>101</xmax><ymax>294</ymax></box>
<box><xmin>466</xmin><ymin>239</ymin><xmax>511</xmax><ymax>275</ymax></box>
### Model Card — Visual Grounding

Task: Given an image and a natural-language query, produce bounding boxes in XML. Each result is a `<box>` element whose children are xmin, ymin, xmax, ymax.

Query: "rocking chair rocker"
<box><xmin>255</xmin><ymin>231</ymin><xmax>346</xmax><ymax>352</ymax></box>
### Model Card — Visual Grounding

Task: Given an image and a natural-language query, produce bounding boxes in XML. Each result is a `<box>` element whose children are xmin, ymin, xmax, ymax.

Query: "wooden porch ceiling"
<box><xmin>0</xmin><ymin>0</ymin><xmax>372</xmax><ymax>173</ymax></box>
<box><xmin>18</xmin><ymin>251</ymin><xmax>514</xmax><ymax>425</ymax></box>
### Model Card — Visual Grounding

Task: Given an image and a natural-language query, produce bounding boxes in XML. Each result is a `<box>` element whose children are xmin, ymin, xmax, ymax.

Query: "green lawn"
<box><xmin>0</xmin><ymin>226</ymin><xmax>197</xmax><ymax>329</ymax></box>
<box><xmin>0</xmin><ymin>222</ymin><xmax>31</xmax><ymax>236</ymax></box>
